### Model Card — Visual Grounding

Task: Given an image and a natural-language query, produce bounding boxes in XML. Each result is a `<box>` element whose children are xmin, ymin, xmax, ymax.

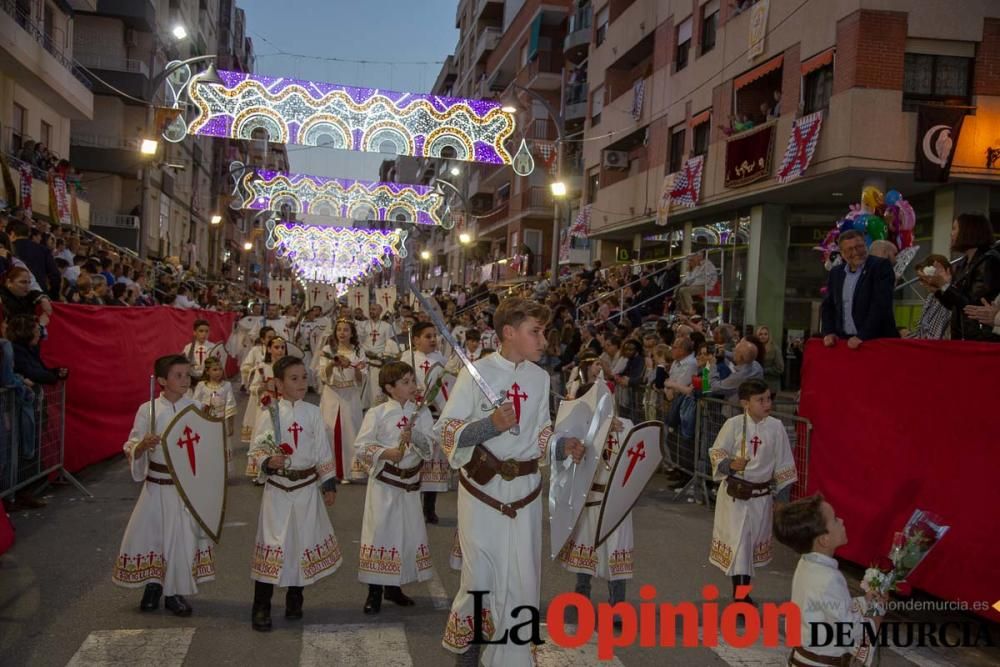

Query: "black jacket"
<box><xmin>935</xmin><ymin>244</ymin><xmax>1000</xmax><ymax>342</ymax></box>
<box><xmin>12</xmin><ymin>342</ymin><xmax>59</xmax><ymax>385</ymax></box>
<box><xmin>820</xmin><ymin>256</ymin><xmax>899</xmax><ymax>340</ymax></box>
<box><xmin>13</xmin><ymin>238</ymin><xmax>59</xmax><ymax>293</ymax></box>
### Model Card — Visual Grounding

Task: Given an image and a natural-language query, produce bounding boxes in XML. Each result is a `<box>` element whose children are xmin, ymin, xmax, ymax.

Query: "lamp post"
<box><xmin>502</xmin><ymin>83</ymin><xmax>567</xmax><ymax>287</ymax></box>
<box><xmin>459</xmin><ymin>231</ymin><xmax>473</xmax><ymax>285</ymax></box>
<box><xmin>139</xmin><ymin>56</ymin><xmax>222</xmax><ymax>259</ymax></box>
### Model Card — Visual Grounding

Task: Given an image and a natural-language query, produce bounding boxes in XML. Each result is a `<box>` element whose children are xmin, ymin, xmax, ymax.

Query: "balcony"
<box><xmin>0</xmin><ymin>0</ymin><xmax>93</xmax><ymax>118</ymax></box>
<box><xmin>91</xmin><ymin>212</ymin><xmax>139</xmax><ymax>228</ymax></box>
<box><xmin>512</xmin><ymin>186</ymin><xmax>553</xmax><ymax>215</ymax></box>
<box><xmin>70</xmin><ymin>134</ymin><xmax>142</xmax><ymax>176</ymax></box>
<box><xmin>92</xmin><ymin>0</ymin><xmax>156</xmax><ymax>31</ymax></box>
<box><xmin>474</xmin><ymin>27</ymin><xmax>501</xmax><ymax>64</ymax></box>
<box><xmin>518</xmin><ymin>51</ymin><xmax>562</xmax><ymax>91</ymax></box>
<box><xmin>564</xmin><ymin>82</ymin><xmax>588</xmax><ymax>121</ymax></box>
<box><xmin>8</xmin><ymin>152</ymin><xmax>91</xmax><ymax>226</ymax></box>
<box><xmin>472</xmin><ymin>0</ymin><xmax>504</xmax><ymax>24</ymax></box>
<box><xmin>76</xmin><ymin>52</ymin><xmax>151</xmax><ymax>101</ymax></box>
<box><xmin>564</xmin><ymin>5</ymin><xmax>592</xmax><ymax>62</ymax></box>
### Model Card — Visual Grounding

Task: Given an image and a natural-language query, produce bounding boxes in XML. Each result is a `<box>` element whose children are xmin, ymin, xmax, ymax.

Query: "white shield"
<box><xmin>427</xmin><ymin>368</ymin><xmax>457</xmax><ymax>412</ymax></box>
<box><xmin>595</xmin><ymin>421</ymin><xmax>664</xmax><ymax>548</ymax></box>
<box><xmin>161</xmin><ymin>404</ymin><xmax>228</xmax><ymax>543</ymax></box>
<box><xmin>548</xmin><ymin>381</ymin><xmax>613</xmax><ymax>559</ymax></box>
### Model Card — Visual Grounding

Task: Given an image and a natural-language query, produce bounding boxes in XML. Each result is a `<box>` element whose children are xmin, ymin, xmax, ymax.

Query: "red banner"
<box><xmin>41</xmin><ymin>304</ymin><xmax>237</xmax><ymax>472</ymax></box>
<box><xmin>800</xmin><ymin>339</ymin><xmax>1000</xmax><ymax>621</ymax></box>
<box><xmin>724</xmin><ymin>122</ymin><xmax>775</xmax><ymax>187</ymax></box>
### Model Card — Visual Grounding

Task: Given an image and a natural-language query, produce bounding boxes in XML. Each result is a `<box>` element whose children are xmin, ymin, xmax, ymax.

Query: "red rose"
<box><xmin>876</xmin><ymin>556</ymin><xmax>894</xmax><ymax>573</ymax></box>
<box><xmin>894</xmin><ymin>580</ymin><xmax>912</xmax><ymax>597</ymax></box>
<box><xmin>279</xmin><ymin>443</ymin><xmax>294</xmax><ymax>456</ymax></box>
<box><xmin>260</xmin><ymin>394</ymin><xmax>272</xmax><ymax>407</ymax></box>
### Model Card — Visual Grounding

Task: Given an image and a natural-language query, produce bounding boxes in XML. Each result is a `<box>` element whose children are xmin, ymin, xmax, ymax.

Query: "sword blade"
<box><xmin>407</xmin><ymin>284</ymin><xmax>503</xmax><ymax>407</ymax></box>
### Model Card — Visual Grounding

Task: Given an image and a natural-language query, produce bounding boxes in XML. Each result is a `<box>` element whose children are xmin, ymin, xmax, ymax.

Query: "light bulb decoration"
<box><xmin>177</xmin><ymin>69</ymin><xmax>517</xmax><ymax>165</ymax></box>
<box><xmin>512</xmin><ymin>138</ymin><xmax>535</xmax><ymax>176</ymax></box>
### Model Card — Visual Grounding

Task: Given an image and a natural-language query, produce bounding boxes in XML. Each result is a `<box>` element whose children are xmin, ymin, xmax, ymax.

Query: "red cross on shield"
<box><xmin>594</xmin><ymin>421</ymin><xmax>664</xmax><ymax>548</ymax></box>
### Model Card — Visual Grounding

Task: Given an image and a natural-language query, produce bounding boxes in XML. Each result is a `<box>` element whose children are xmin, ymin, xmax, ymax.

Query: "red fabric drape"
<box><xmin>41</xmin><ymin>304</ymin><xmax>237</xmax><ymax>473</ymax></box>
<box><xmin>799</xmin><ymin>339</ymin><xmax>1000</xmax><ymax>622</ymax></box>
<box><xmin>0</xmin><ymin>510</ymin><xmax>13</xmax><ymax>555</ymax></box>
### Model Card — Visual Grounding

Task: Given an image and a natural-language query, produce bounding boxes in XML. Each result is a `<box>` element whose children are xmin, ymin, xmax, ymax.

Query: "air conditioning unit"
<box><xmin>603</xmin><ymin>150</ymin><xmax>629</xmax><ymax>170</ymax></box>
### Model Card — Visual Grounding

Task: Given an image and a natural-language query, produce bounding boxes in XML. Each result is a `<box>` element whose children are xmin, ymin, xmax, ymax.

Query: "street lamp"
<box><xmin>449</xmin><ymin>165</ymin><xmax>461</xmax><ymax>176</ymax></box>
<box><xmin>243</xmin><ymin>241</ymin><xmax>253</xmax><ymax>251</ymax></box>
<box><xmin>459</xmin><ymin>232</ymin><xmax>472</xmax><ymax>245</ymax></box>
<box><xmin>420</xmin><ymin>250</ymin><xmax>431</xmax><ymax>260</ymax></box>
<box><xmin>140</xmin><ymin>139</ymin><xmax>159</xmax><ymax>155</ymax></box>
<box><xmin>550</xmin><ymin>181</ymin><xmax>567</xmax><ymax>198</ymax></box>
<box><xmin>172</xmin><ymin>25</ymin><xmax>188</xmax><ymax>40</ymax></box>
<box><xmin>210</xmin><ymin>214</ymin><xmax>222</xmax><ymax>225</ymax></box>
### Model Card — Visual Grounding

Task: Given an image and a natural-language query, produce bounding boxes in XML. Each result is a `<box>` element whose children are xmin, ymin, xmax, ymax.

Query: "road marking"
<box><xmin>535</xmin><ymin>624</ymin><xmax>625</xmax><ymax>666</ymax></box>
<box><xmin>66</xmin><ymin>628</ymin><xmax>195</xmax><ymax>667</ymax></box>
<box><xmin>300</xmin><ymin>624</ymin><xmax>412</xmax><ymax>667</ymax></box>
<box><xmin>426</xmin><ymin>566</ymin><xmax>451</xmax><ymax>610</ymax></box>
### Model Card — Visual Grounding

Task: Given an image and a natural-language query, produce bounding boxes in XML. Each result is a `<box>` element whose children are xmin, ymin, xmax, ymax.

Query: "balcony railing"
<box><xmin>474</xmin><ymin>27</ymin><xmax>502</xmax><ymax>63</ymax></box>
<box><xmin>91</xmin><ymin>212</ymin><xmax>139</xmax><ymax>229</ymax></box>
<box><xmin>1</xmin><ymin>0</ymin><xmax>93</xmax><ymax>89</ymax></box>
<box><xmin>75</xmin><ymin>52</ymin><xmax>150</xmax><ymax>76</ymax></box>
<box><xmin>71</xmin><ymin>133</ymin><xmax>142</xmax><ymax>151</ymax></box>
<box><xmin>565</xmin><ymin>81</ymin><xmax>588</xmax><ymax>106</ymax></box>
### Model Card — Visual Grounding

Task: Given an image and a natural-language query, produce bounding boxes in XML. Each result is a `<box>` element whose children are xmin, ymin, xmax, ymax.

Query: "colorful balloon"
<box><xmin>898</xmin><ymin>200</ymin><xmax>916</xmax><ymax>231</ymax></box>
<box><xmin>861</xmin><ymin>186</ymin><xmax>884</xmax><ymax>213</ymax></box>
<box><xmin>853</xmin><ymin>214</ymin><xmax>870</xmax><ymax>232</ymax></box>
<box><xmin>885</xmin><ymin>189</ymin><xmax>902</xmax><ymax>206</ymax></box>
<box><xmin>866</xmin><ymin>216</ymin><xmax>888</xmax><ymax>240</ymax></box>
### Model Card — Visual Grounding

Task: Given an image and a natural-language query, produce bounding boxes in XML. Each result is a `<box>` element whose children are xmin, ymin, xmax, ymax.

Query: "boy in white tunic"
<box><xmin>708</xmin><ymin>378</ymin><xmax>797</xmax><ymax>604</ymax></box>
<box><xmin>355</xmin><ymin>361</ymin><xmax>435</xmax><ymax>614</ymax></box>
<box><xmin>113</xmin><ymin>355</ymin><xmax>216</xmax><ymax>617</ymax></box>
<box><xmin>775</xmin><ymin>495</ymin><xmax>883</xmax><ymax>666</ymax></box>
<box><xmin>411</xmin><ymin>321</ymin><xmax>449</xmax><ymax>523</ymax></box>
<box><xmin>358</xmin><ymin>303</ymin><xmax>396</xmax><ymax>407</ymax></box>
<box><xmin>434</xmin><ymin>298</ymin><xmax>584</xmax><ymax>667</ymax></box>
<box><xmin>248</xmin><ymin>356</ymin><xmax>342</xmax><ymax>631</ymax></box>
<box><xmin>181</xmin><ymin>319</ymin><xmax>217</xmax><ymax>383</ymax></box>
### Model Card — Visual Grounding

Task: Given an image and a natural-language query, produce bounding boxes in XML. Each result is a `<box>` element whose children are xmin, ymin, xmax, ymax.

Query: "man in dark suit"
<box><xmin>821</xmin><ymin>230</ymin><xmax>899</xmax><ymax>349</ymax></box>
<box><xmin>11</xmin><ymin>222</ymin><xmax>59</xmax><ymax>295</ymax></box>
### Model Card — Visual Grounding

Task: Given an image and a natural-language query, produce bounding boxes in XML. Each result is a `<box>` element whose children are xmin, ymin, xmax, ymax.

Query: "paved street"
<box><xmin>1</xmin><ymin>393</ymin><xmax>996</xmax><ymax>667</ymax></box>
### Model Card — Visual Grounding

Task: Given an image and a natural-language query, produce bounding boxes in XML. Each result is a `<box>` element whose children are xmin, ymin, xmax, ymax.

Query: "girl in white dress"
<box><xmin>318</xmin><ymin>319</ymin><xmax>368</xmax><ymax>481</ymax></box>
<box><xmin>244</xmin><ymin>336</ymin><xmax>286</xmax><ymax>480</ymax></box>
<box><xmin>240</xmin><ymin>326</ymin><xmax>275</xmax><ymax>441</ymax></box>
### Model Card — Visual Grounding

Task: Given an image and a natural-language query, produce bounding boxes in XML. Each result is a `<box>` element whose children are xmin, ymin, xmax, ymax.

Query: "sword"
<box><xmin>407</xmin><ymin>283</ymin><xmax>519</xmax><ymax>436</ymax></box>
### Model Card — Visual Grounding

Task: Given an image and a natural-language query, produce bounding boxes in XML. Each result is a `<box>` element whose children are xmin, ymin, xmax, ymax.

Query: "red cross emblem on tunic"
<box><xmin>196</xmin><ymin>345</ymin><xmax>205</xmax><ymax>365</ymax></box>
<box><xmin>506</xmin><ymin>383</ymin><xmax>527</xmax><ymax>423</ymax></box>
<box><xmin>603</xmin><ymin>430</ymin><xmax>619</xmax><ymax>461</ymax></box>
<box><xmin>622</xmin><ymin>441</ymin><xmax>646</xmax><ymax>486</ymax></box>
<box><xmin>287</xmin><ymin>422</ymin><xmax>303</xmax><ymax>449</ymax></box>
<box><xmin>370</xmin><ymin>328</ymin><xmax>379</xmax><ymax>345</ymax></box>
<box><xmin>396</xmin><ymin>416</ymin><xmax>409</xmax><ymax>430</ymax></box>
<box><xmin>420</xmin><ymin>360</ymin><xmax>431</xmax><ymax>377</ymax></box>
<box><xmin>176</xmin><ymin>425</ymin><xmax>201</xmax><ymax>474</ymax></box>
<box><xmin>750</xmin><ymin>435</ymin><xmax>762</xmax><ymax>456</ymax></box>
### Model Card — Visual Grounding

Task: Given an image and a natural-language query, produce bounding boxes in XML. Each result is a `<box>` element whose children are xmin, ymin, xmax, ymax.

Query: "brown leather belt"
<box><xmin>145</xmin><ymin>476</ymin><xmax>174</xmax><ymax>485</ymax></box>
<box><xmin>788</xmin><ymin>647</ymin><xmax>852</xmax><ymax>667</ymax></box>
<box><xmin>458</xmin><ymin>473</ymin><xmax>541</xmax><ymax>519</ymax></box>
<box><xmin>149</xmin><ymin>461</ymin><xmax>170</xmax><ymax>474</ymax></box>
<box><xmin>271</xmin><ymin>466</ymin><xmax>317</xmax><ymax>481</ymax></box>
<box><xmin>375</xmin><ymin>471</ymin><xmax>421</xmax><ymax>492</ymax></box>
<box><xmin>266</xmin><ymin>476</ymin><xmax>317</xmax><ymax>492</ymax></box>
<box><xmin>463</xmin><ymin>444</ymin><xmax>539</xmax><ymax>485</ymax></box>
<box><xmin>382</xmin><ymin>461</ymin><xmax>423</xmax><ymax>480</ymax></box>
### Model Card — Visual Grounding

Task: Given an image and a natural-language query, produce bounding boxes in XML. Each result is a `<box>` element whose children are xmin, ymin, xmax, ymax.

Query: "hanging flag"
<box><xmin>0</xmin><ymin>151</ymin><xmax>16</xmax><ymax>209</ymax></box>
<box><xmin>724</xmin><ymin>123</ymin><xmax>775</xmax><ymax>187</ymax></box>
<box><xmin>18</xmin><ymin>164</ymin><xmax>32</xmax><ymax>211</ymax></box>
<box><xmin>669</xmin><ymin>155</ymin><xmax>705</xmax><ymax>208</ymax></box>
<box><xmin>655</xmin><ymin>173</ymin><xmax>676</xmax><ymax>226</ymax></box>
<box><xmin>558</xmin><ymin>228</ymin><xmax>571</xmax><ymax>263</ymax></box>
<box><xmin>777</xmin><ymin>111</ymin><xmax>824</xmax><ymax>183</ymax></box>
<box><xmin>569</xmin><ymin>204</ymin><xmax>592</xmax><ymax>239</ymax></box>
<box><xmin>914</xmin><ymin>105</ymin><xmax>967</xmax><ymax>182</ymax></box>
<box><xmin>49</xmin><ymin>171</ymin><xmax>73</xmax><ymax>225</ymax></box>
<box><xmin>268</xmin><ymin>279</ymin><xmax>293</xmax><ymax>306</ymax></box>
<box><xmin>347</xmin><ymin>286</ymin><xmax>370</xmax><ymax>317</ymax></box>
<box><xmin>534</xmin><ymin>141</ymin><xmax>558</xmax><ymax>175</ymax></box>
<box><xmin>374</xmin><ymin>286</ymin><xmax>397</xmax><ymax>313</ymax></box>
<box><xmin>631</xmin><ymin>79</ymin><xmax>645</xmax><ymax>121</ymax></box>
<box><xmin>748</xmin><ymin>0</ymin><xmax>770</xmax><ymax>60</ymax></box>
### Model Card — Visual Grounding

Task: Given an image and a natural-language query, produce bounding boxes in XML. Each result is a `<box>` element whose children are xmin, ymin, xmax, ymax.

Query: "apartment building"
<box><xmin>1</xmin><ymin>0</ymin><xmax>94</xmax><ymax>224</ymax></box>
<box><xmin>578</xmin><ymin>0</ymin><xmax>1000</xmax><ymax>335</ymax></box>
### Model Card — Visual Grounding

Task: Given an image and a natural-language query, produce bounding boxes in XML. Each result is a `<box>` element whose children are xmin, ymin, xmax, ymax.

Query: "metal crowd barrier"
<box><xmin>0</xmin><ymin>383</ymin><xmax>91</xmax><ymax>503</ymax></box>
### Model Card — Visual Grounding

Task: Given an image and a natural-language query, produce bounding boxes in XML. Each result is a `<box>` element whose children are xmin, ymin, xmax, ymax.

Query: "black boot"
<box><xmin>252</xmin><ymin>581</ymin><xmax>274</xmax><ymax>631</ymax></box>
<box><xmin>139</xmin><ymin>583</ymin><xmax>162</xmax><ymax>612</ymax></box>
<box><xmin>383</xmin><ymin>585</ymin><xmax>415</xmax><ymax>607</ymax></box>
<box><xmin>285</xmin><ymin>586</ymin><xmax>304</xmax><ymax>620</ymax></box>
<box><xmin>608</xmin><ymin>580</ymin><xmax>627</xmax><ymax>630</ymax></box>
<box><xmin>566</xmin><ymin>573</ymin><xmax>592</xmax><ymax>625</ymax></box>
<box><xmin>164</xmin><ymin>595</ymin><xmax>193</xmax><ymax>617</ymax></box>
<box><xmin>364</xmin><ymin>584</ymin><xmax>383</xmax><ymax>615</ymax></box>
<box><xmin>423</xmin><ymin>492</ymin><xmax>439</xmax><ymax>524</ymax></box>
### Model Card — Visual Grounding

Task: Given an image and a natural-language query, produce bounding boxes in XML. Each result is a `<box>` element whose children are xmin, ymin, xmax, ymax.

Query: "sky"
<box><xmin>237</xmin><ymin>0</ymin><xmax>460</xmax><ymax>182</ymax></box>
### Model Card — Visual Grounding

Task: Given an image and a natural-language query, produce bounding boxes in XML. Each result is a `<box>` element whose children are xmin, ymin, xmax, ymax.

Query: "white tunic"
<box><xmin>444</xmin><ymin>346</ymin><xmax>482</xmax><ymax>376</ymax></box>
<box><xmin>558</xmin><ymin>418</ymin><xmax>635</xmax><ymax>581</ymax></box>
<box><xmin>358</xmin><ymin>319</ymin><xmax>396</xmax><ymax>407</ymax></box>
<box><xmin>355</xmin><ymin>399</ymin><xmax>435</xmax><ymax>586</ymax></box>
<box><xmin>240</xmin><ymin>344</ymin><xmax>267</xmax><ymax>397</ymax></box>
<box><xmin>294</xmin><ymin>318</ymin><xmax>324</xmax><ymax>389</ymax></box>
<box><xmin>248</xmin><ymin>399</ymin><xmax>342</xmax><ymax>587</ymax></box>
<box><xmin>242</xmin><ymin>359</ymin><xmax>275</xmax><ymax>449</ymax></box>
<box><xmin>182</xmin><ymin>340</ymin><xmax>219</xmax><ymax>379</ymax></box>
<box><xmin>265</xmin><ymin>316</ymin><xmax>290</xmax><ymax>341</ymax></box>
<box><xmin>434</xmin><ymin>353</ymin><xmax>557</xmax><ymax>665</ymax></box>
<box><xmin>708</xmin><ymin>414</ymin><xmax>797</xmax><ymax>576</ymax></box>
<box><xmin>413</xmin><ymin>349</ymin><xmax>450</xmax><ymax>493</ymax></box>
<box><xmin>789</xmin><ymin>553</ymin><xmax>876</xmax><ymax>666</ymax></box>
<box><xmin>317</xmin><ymin>345</ymin><xmax>367</xmax><ymax>480</ymax></box>
<box><xmin>113</xmin><ymin>396</ymin><xmax>216</xmax><ymax>596</ymax></box>
<box><xmin>192</xmin><ymin>380</ymin><xmax>237</xmax><ymax>421</ymax></box>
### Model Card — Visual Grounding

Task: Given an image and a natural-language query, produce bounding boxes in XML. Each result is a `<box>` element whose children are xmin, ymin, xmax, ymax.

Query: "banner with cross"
<box><xmin>374</xmin><ymin>286</ymin><xmax>397</xmax><ymax>315</ymax></box>
<box><xmin>268</xmin><ymin>279</ymin><xmax>293</xmax><ymax>307</ymax></box>
<box><xmin>534</xmin><ymin>141</ymin><xmax>559</xmax><ymax>175</ymax></box>
<box><xmin>347</xmin><ymin>286</ymin><xmax>370</xmax><ymax>317</ymax></box>
<box><xmin>668</xmin><ymin>155</ymin><xmax>705</xmax><ymax>209</ymax></box>
<box><xmin>777</xmin><ymin>111</ymin><xmax>824</xmax><ymax>183</ymax></box>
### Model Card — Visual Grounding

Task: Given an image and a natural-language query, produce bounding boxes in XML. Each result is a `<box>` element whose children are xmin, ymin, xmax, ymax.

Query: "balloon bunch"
<box><xmin>815</xmin><ymin>186</ymin><xmax>917</xmax><ymax>268</ymax></box>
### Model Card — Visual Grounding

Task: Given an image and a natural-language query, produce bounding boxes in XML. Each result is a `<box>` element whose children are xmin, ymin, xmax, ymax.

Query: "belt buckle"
<box><xmin>499</xmin><ymin>459</ymin><xmax>519</xmax><ymax>481</ymax></box>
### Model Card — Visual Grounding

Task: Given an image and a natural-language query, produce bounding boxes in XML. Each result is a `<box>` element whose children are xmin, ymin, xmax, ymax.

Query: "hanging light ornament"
<box><xmin>512</xmin><ymin>138</ymin><xmax>535</xmax><ymax>176</ymax></box>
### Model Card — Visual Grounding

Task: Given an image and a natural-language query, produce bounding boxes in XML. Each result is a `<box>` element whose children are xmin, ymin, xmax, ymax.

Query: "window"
<box><xmin>676</xmin><ymin>17</ymin><xmax>693</xmax><ymax>71</ymax></box>
<box><xmin>693</xmin><ymin>121</ymin><xmax>710</xmax><ymax>157</ymax></box>
<box><xmin>595</xmin><ymin>6</ymin><xmax>609</xmax><ymax>46</ymax></box>
<box><xmin>903</xmin><ymin>53</ymin><xmax>973</xmax><ymax>110</ymax></box>
<box><xmin>11</xmin><ymin>103</ymin><xmax>26</xmax><ymax>153</ymax></box>
<box><xmin>701</xmin><ymin>0</ymin><xmax>719</xmax><ymax>55</ymax></box>
<box><xmin>669</xmin><ymin>126</ymin><xmax>686</xmax><ymax>173</ymax></box>
<box><xmin>591</xmin><ymin>86</ymin><xmax>604</xmax><ymax>126</ymax></box>
<box><xmin>586</xmin><ymin>169</ymin><xmax>599</xmax><ymax>204</ymax></box>
<box><xmin>40</xmin><ymin>120</ymin><xmax>52</xmax><ymax>148</ymax></box>
<box><xmin>802</xmin><ymin>64</ymin><xmax>834</xmax><ymax>114</ymax></box>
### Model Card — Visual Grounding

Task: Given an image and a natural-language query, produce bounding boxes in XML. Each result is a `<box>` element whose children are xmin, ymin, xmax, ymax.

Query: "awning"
<box><xmin>690</xmin><ymin>109</ymin><xmax>712</xmax><ymax>127</ymax></box>
<box><xmin>801</xmin><ymin>48</ymin><xmax>834</xmax><ymax>76</ymax></box>
<box><xmin>734</xmin><ymin>55</ymin><xmax>784</xmax><ymax>91</ymax></box>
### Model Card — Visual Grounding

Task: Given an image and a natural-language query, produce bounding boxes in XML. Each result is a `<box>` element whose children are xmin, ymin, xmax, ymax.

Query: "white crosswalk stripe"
<box><xmin>300</xmin><ymin>623</ymin><xmax>412</xmax><ymax>667</ymax></box>
<box><xmin>65</xmin><ymin>628</ymin><xmax>195</xmax><ymax>667</ymax></box>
